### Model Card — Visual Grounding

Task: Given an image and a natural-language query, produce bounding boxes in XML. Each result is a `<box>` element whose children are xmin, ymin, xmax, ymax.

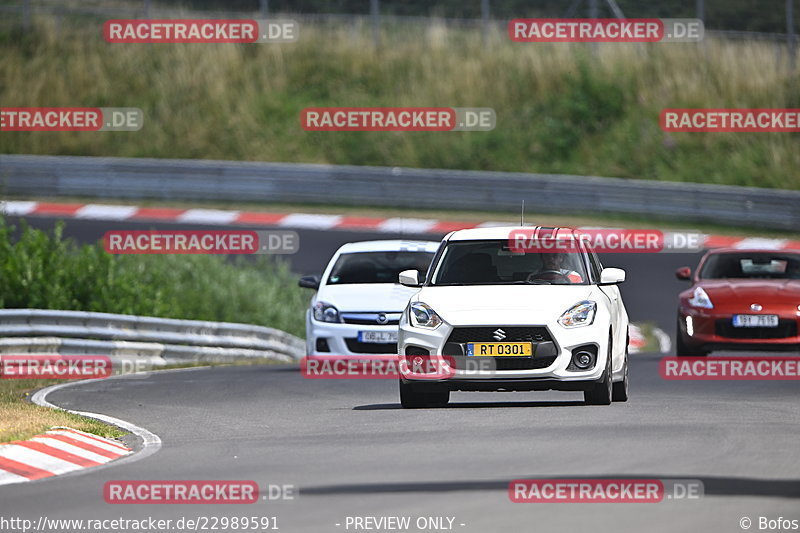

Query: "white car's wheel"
<box><xmin>399</xmin><ymin>381</ymin><xmax>449</xmax><ymax>409</ymax></box>
<box><xmin>612</xmin><ymin>342</ymin><xmax>629</xmax><ymax>402</ymax></box>
<box><xmin>584</xmin><ymin>336</ymin><xmax>613</xmax><ymax>405</ymax></box>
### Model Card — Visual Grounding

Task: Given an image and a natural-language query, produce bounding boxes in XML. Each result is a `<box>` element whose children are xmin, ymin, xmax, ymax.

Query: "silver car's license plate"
<box><xmin>732</xmin><ymin>314</ymin><xmax>779</xmax><ymax>328</ymax></box>
<box><xmin>358</xmin><ymin>330</ymin><xmax>398</xmax><ymax>343</ymax></box>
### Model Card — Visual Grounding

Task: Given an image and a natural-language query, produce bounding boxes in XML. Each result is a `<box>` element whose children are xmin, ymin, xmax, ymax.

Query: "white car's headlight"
<box><xmin>313</xmin><ymin>301</ymin><xmax>341</xmax><ymax>323</ymax></box>
<box><xmin>688</xmin><ymin>287</ymin><xmax>714</xmax><ymax>309</ymax></box>
<box><xmin>409</xmin><ymin>302</ymin><xmax>443</xmax><ymax>329</ymax></box>
<box><xmin>558</xmin><ymin>300</ymin><xmax>597</xmax><ymax>328</ymax></box>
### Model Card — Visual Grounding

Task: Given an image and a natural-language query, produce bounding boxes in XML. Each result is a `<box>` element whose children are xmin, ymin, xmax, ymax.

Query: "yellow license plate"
<box><xmin>467</xmin><ymin>342</ymin><xmax>533</xmax><ymax>357</ymax></box>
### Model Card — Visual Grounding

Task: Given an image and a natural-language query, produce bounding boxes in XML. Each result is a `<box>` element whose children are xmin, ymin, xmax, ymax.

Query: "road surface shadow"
<box><xmin>354</xmin><ymin>400</ymin><xmax>587</xmax><ymax>410</ymax></box>
<box><xmin>300</xmin><ymin>475</ymin><xmax>800</xmax><ymax>499</ymax></box>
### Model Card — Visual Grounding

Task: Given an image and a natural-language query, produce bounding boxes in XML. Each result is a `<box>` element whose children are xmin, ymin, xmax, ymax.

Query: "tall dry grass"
<box><xmin>1</xmin><ymin>18</ymin><xmax>798</xmax><ymax>188</ymax></box>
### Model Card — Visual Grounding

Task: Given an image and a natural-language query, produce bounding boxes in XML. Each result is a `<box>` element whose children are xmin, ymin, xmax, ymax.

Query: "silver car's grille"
<box><xmin>341</xmin><ymin>312</ymin><xmax>401</xmax><ymax>326</ymax></box>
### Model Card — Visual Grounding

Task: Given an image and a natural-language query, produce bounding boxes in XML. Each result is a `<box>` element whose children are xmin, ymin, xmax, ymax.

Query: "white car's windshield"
<box><xmin>430</xmin><ymin>240</ymin><xmax>589</xmax><ymax>286</ymax></box>
<box><xmin>327</xmin><ymin>251</ymin><xmax>434</xmax><ymax>285</ymax></box>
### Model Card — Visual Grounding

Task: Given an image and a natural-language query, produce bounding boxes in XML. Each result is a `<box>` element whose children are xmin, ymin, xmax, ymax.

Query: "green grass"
<box><xmin>0</xmin><ymin>379</ymin><xmax>126</xmax><ymax>443</ymax></box>
<box><xmin>0</xmin><ymin>219</ymin><xmax>309</xmax><ymax>443</ymax></box>
<box><xmin>0</xmin><ymin>18</ymin><xmax>798</xmax><ymax>189</ymax></box>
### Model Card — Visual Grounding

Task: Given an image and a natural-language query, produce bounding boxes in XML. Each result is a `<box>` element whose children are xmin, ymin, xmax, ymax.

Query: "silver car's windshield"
<box><xmin>327</xmin><ymin>251</ymin><xmax>434</xmax><ymax>285</ymax></box>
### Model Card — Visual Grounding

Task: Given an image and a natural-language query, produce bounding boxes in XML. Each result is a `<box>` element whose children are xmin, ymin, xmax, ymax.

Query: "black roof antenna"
<box><xmin>520</xmin><ymin>200</ymin><xmax>525</xmax><ymax>226</ymax></box>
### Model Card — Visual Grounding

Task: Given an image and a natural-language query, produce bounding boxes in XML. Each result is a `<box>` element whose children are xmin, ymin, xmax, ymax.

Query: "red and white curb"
<box><xmin>628</xmin><ymin>323</ymin><xmax>671</xmax><ymax>355</ymax></box>
<box><xmin>3</xmin><ymin>200</ymin><xmax>798</xmax><ymax>250</ymax></box>
<box><xmin>0</xmin><ymin>379</ymin><xmax>164</xmax><ymax>487</ymax></box>
<box><xmin>0</xmin><ymin>427</ymin><xmax>130</xmax><ymax>486</ymax></box>
<box><xmin>0</xmin><ymin>201</ymin><xmax>480</xmax><ymax>235</ymax></box>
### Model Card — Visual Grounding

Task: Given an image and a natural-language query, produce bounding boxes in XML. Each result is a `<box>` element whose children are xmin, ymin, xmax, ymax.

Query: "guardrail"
<box><xmin>2</xmin><ymin>154</ymin><xmax>799</xmax><ymax>231</ymax></box>
<box><xmin>0</xmin><ymin>309</ymin><xmax>305</xmax><ymax>362</ymax></box>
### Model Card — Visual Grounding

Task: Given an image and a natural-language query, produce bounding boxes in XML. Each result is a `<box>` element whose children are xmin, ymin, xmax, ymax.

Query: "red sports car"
<box><xmin>675</xmin><ymin>248</ymin><xmax>800</xmax><ymax>356</ymax></box>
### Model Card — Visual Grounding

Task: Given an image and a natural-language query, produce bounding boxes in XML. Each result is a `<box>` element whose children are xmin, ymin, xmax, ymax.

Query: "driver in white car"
<box><xmin>539</xmin><ymin>252</ymin><xmax>584</xmax><ymax>284</ymax></box>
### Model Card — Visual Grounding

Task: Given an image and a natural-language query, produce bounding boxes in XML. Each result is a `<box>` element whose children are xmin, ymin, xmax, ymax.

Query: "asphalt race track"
<box><xmin>1</xmin><ymin>215</ymin><xmax>799</xmax><ymax>533</ymax></box>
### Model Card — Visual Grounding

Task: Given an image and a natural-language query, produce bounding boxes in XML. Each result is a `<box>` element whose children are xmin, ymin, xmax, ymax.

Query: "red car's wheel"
<box><xmin>676</xmin><ymin>317</ymin><xmax>709</xmax><ymax>357</ymax></box>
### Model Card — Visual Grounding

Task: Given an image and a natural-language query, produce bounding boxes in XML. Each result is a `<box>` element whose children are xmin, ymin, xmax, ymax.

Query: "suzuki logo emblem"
<box><xmin>492</xmin><ymin>328</ymin><xmax>507</xmax><ymax>341</ymax></box>
<box><xmin>750</xmin><ymin>303</ymin><xmax>763</xmax><ymax>311</ymax></box>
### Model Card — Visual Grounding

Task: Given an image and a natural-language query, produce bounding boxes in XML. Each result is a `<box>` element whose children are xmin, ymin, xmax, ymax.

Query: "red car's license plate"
<box><xmin>732</xmin><ymin>314</ymin><xmax>779</xmax><ymax>328</ymax></box>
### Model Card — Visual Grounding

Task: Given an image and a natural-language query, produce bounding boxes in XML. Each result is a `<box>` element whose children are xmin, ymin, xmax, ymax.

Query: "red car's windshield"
<box><xmin>699</xmin><ymin>252</ymin><xmax>800</xmax><ymax>280</ymax></box>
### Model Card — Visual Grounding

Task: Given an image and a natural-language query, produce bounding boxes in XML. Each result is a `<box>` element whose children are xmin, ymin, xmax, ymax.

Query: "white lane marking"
<box><xmin>44</xmin><ymin>430</ymin><xmax>130</xmax><ymax>455</ymax></box>
<box><xmin>733</xmin><ymin>238</ymin><xmax>788</xmax><ymax>250</ymax></box>
<box><xmin>75</xmin><ymin>204</ymin><xmax>139</xmax><ymax>220</ymax></box>
<box><xmin>278</xmin><ymin>213</ymin><xmax>342</xmax><ymax>229</ymax></box>
<box><xmin>0</xmin><ymin>469</ymin><xmax>29</xmax><ymax>486</ymax></box>
<box><xmin>0</xmin><ymin>201</ymin><xmax>38</xmax><ymax>215</ymax></box>
<box><xmin>653</xmin><ymin>327</ymin><xmax>672</xmax><ymax>354</ymax></box>
<box><xmin>177</xmin><ymin>209</ymin><xmax>241</xmax><ymax>224</ymax></box>
<box><xmin>377</xmin><ymin>218</ymin><xmax>437</xmax><ymax>234</ymax></box>
<box><xmin>476</xmin><ymin>220</ymin><xmax>509</xmax><ymax>228</ymax></box>
<box><xmin>0</xmin><ymin>445</ymin><xmax>81</xmax><ymax>475</ymax></box>
<box><xmin>29</xmin><ymin>437</ymin><xmax>114</xmax><ymax>464</ymax></box>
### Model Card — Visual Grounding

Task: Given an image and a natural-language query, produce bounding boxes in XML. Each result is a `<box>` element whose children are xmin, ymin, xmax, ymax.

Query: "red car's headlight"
<box><xmin>688</xmin><ymin>287</ymin><xmax>714</xmax><ymax>309</ymax></box>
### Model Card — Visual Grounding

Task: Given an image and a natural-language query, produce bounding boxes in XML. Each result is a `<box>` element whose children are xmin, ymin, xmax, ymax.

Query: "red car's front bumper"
<box><xmin>678</xmin><ymin>307</ymin><xmax>800</xmax><ymax>352</ymax></box>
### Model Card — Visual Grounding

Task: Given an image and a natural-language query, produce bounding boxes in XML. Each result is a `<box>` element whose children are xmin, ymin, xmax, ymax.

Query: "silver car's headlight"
<box><xmin>409</xmin><ymin>302</ymin><xmax>443</xmax><ymax>329</ymax></box>
<box><xmin>313</xmin><ymin>301</ymin><xmax>341</xmax><ymax>323</ymax></box>
<box><xmin>558</xmin><ymin>300</ymin><xmax>597</xmax><ymax>328</ymax></box>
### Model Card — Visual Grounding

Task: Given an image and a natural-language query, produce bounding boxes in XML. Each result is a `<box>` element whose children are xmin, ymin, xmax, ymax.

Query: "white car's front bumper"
<box><xmin>398</xmin><ymin>318</ymin><xmax>611</xmax><ymax>386</ymax></box>
<box><xmin>305</xmin><ymin>311</ymin><xmax>400</xmax><ymax>356</ymax></box>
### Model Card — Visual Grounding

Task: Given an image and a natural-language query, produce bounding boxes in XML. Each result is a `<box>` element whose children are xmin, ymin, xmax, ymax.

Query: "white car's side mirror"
<box><xmin>599</xmin><ymin>267</ymin><xmax>626</xmax><ymax>285</ymax></box>
<box><xmin>399</xmin><ymin>269</ymin><xmax>420</xmax><ymax>287</ymax></box>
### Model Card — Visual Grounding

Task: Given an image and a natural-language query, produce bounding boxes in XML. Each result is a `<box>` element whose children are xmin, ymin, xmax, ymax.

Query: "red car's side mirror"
<box><xmin>675</xmin><ymin>267</ymin><xmax>692</xmax><ymax>281</ymax></box>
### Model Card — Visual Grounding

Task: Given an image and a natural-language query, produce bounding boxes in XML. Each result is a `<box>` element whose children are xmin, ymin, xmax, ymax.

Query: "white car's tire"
<box><xmin>612</xmin><ymin>344</ymin><xmax>629</xmax><ymax>402</ymax></box>
<box><xmin>584</xmin><ymin>337</ymin><xmax>613</xmax><ymax>405</ymax></box>
<box><xmin>399</xmin><ymin>381</ymin><xmax>449</xmax><ymax>408</ymax></box>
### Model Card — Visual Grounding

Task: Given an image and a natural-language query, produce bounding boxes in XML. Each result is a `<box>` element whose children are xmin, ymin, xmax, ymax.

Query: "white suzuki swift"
<box><xmin>397</xmin><ymin>226</ymin><xmax>630</xmax><ymax>408</ymax></box>
<box><xmin>300</xmin><ymin>240</ymin><xmax>440</xmax><ymax>356</ymax></box>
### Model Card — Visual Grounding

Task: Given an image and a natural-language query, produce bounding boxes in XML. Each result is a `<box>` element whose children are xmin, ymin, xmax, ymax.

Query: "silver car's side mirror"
<box><xmin>398</xmin><ymin>269</ymin><xmax>421</xmax><ymax>287</ymax></box>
